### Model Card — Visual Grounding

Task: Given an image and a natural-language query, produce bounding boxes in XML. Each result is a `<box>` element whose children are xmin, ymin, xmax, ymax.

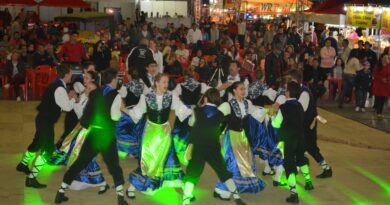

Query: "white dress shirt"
<box><xmin>152</xmin><ymin>50</ymin><xmax>164</xmax><ymax>73</ymax></box>
<box><xmin>54</xmin><ymin>79</ymin><xmax>75</xmax><ymax>112</ymax></box>
<box><xmin>74</xmin><ymin>93</ymin><xmax>88</xmax><ymax>119</ymax></box>
<box><xmin>187</xmin><ymin>28</ymin><xmax>203</xmax><ymax>44</ymax></box>
<box><xmin>218</xmin><ymin>99</ymin><xmax>266</xmax><ymax>123</ymax></box>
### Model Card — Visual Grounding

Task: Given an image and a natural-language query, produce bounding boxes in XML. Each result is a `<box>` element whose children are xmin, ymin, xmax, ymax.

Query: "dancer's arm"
<box><xmin>218</xmin><ymin>102</ymin><xmax>231</xmax><ymax>116</ymax></box>
<box><xmin>172</xmin><ymin>94</ymin><xmax>193</xmax><ymax>122</ymax></box>
<box><xmin>126</xmin><ymin>94</ymin><xmax>147</xmax><ymax>123</ymax></box>
<box><xmin>298</xmin><ymin>91</ymin><xmax>310</xmax><ymax>112</ymax></box>
<box><xmin>248</xmin><ymin>100</ymin><xmax>266</xmax><ymax>123</ymax></box>
<box><xmin>111</xmin><ymin>94</ymin><xmax>122</xmax><ymax>121</ymax></box>
<box><xmin>54</xmin><ymin>87</ymin><xmax>75</xmax><ymax>112</ymax></box>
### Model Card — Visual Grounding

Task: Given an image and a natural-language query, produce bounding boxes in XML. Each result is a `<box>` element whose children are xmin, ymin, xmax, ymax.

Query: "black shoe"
<box><xmin>190</xmin><ymin>196</ymin><xmax>196</xmax><ymax>202</ymax></box>
<box><xmin>304</xmin><ymin>181</ymin><xmax>314</xmax><ymax>191</ymax></box>
<box><xmin>213</xmin><ymin>191</ymin><xmax>230</xmax><ymax>201</ymax></box>
<box><xmin>25</xmin><ymin>177</ymin><xmax>47</xmax><ymax>189</ymax></box>
<box><xmin>117</xmin><ymin>195</ymin><xmax>129</xmax><ymax>205</ymax></box>
<box><xmin>54</xmin><ymin>191</ymin><xmax>69</xmax><ymax>204</ymax></box>
<box><xmin>235</xmin><ymin>198</ymin><xmax>247</xmax><ymax>205</ymax></box>
<box><xmin>273</xmin><ymin>180</ymin><xmax>287</xmax><ymax>187</ymax></box>
<box><xmin>262</xmin><ymin>171</ymin><xmax>275</xmax><ymax>176</ymax></box>
<box><xmin>126</xmin><ymin>189</ymin><xmax>135</xmax><ymax>199</ymax></box>
<box><xmin>98</xmin><ymin>184</ymin><xmax>110</xmax><ymax>195</ymax></box>
<box><xmin>286</xmin><ymin>194</ymin><xmax>299</xmax><ymax>203</ymax></box>
<box><xmin>16</xmin><ymin>163</ymin><xmax>30</xmax><ymax>175</ymax></box>
<box><xmin>316</xmin><ymin>168</ymin><xmax>332</xmax><ymax>178</ymax></box>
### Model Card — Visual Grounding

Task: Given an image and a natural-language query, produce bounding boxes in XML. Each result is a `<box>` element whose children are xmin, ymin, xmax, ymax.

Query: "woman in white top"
<box><xmin>124</xmin><ymin>73</ymin><xmax>192</xmax><ymax>198</ymax></box>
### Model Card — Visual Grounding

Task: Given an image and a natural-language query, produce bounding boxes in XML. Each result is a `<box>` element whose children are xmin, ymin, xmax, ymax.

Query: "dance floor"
<box><xmin>1</xmin><ymin>101</ymin><xmax>390</xmax><ymax>205</ymax></box>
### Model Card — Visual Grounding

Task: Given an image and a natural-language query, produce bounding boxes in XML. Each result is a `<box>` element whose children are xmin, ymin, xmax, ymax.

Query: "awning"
<box><xmin>305</xmin><ymin>0</ymin><xmax>345</xmax><ymax>15</ymax></box>
<box><xmin>39</xmin><ymin>0</ymin><xmax>90</xmax><ymax>8</ymax></box>
<box><xmin>0</xmin><ymin>0</ymin><xmax>38</xmax><ymax>6</ymax></box>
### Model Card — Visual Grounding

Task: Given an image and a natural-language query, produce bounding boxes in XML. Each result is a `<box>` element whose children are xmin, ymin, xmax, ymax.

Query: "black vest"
<box><xmin>145</xmin><ymin>93</ymin><xmax>172</xmax><ymax>124</ymax></box>
<box><xmin>36</xmin><ymin>78</ymin><xmax>66</xmax><ymax>123</ymax></box>
<box><xmin>279</xmin><ymin>100</ymin><xmax>304</xmax><ymax>143</ymax></box>
<box><xmin>301</xmin><ymin>85</ymin><xmax>317</xmax><ymax>129</ymax></box>
<box><xmin>226</xmin><ymin>100</ymin><xmax>248</xmax><ymax>132</ymax></box>
<box><xmin>180</xmin><ymin>84</ymin><xmax>201</xmax><ymax>105</ymax></box>
<box><xmin>189</xmin><ymin>106</ymin><xmax>225</xmax><ymax>146</ymax></box>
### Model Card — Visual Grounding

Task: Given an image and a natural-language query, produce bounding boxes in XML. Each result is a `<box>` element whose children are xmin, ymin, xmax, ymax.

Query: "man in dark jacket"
<box><xmin>265</xmin><ymin>44</ymin><xmax>285</xmax><ymax>87</ymax></box>
<box><xmin>126</xmin><ymin>37</ymin><xmax>154</xmax><ymax>84</ymax></box>
<box><xmin>92</xmin><ymin>35</ymin><xmax>112</xmax><ymax>72</ymax></box>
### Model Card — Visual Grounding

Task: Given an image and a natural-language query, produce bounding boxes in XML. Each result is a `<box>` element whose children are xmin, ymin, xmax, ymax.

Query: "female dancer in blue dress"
<box><xmin>116</xmin><ymin>69</ymin><xmax>148</xmax><ymax>158</ymax></box>
<box><xmin>172</xmin><ymin>68</ymin><xmax>211</xmax><ymax>165</ymax></box>
<box><xmin>51</xmin><ymin>71</ymin><xmax>109</xmax><ymax>193</ymax></box>
<box><xmin>246</xmin><ymin>69</ymin><xmax>279</xmax><ymax>177</ymax></box>
<box><xmin>215</xmin><ymin>81</ymin><xmax>266</xmax><ymax>198</ymax></box>
<box><xmin>122</xmin><ymin>73</ymin><xmax>192</xmax><ymax>198</ymax></box>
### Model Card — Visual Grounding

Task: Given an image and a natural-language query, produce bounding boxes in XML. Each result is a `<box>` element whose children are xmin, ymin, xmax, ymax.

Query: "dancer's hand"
<box><xmin>68</xmin><ymin>90</ymin><xmax>77</xmax><ymax>100</ymax></box>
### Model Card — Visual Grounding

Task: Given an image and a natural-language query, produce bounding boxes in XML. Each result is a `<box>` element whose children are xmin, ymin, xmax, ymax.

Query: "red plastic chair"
<box><xmin>34</xmin><ymin>66</ymin><xmax>57</xmax><ymax>100</ymax></box>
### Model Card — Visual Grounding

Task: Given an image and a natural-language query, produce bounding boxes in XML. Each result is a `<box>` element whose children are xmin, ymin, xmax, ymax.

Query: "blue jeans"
<box><xmin>342</xmin><ymin>74</ymin><xmax>355</xmax><ymax>99</ymax></box>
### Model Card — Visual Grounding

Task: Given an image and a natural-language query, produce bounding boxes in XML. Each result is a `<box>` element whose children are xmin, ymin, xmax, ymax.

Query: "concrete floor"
<box><xmin>1</xmin><ymin>101</ymin><xmax>390</xmax><ymax>205</ymax></box>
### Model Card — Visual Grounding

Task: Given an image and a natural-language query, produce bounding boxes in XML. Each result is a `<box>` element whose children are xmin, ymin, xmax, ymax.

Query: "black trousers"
<box><xmin>238</xmin><ymin>35</ymin><xmax>245</xmax><ymax>48</ymax></box>
<box><xmin>304</xmin><ymin>122</ymin><xmax>324</xmax><ymax>164</ymax></box>
<box><xmin>27</xmin><ymin>114</ymin><xmax>55</xmax><ymax>160</ymax></box>
<box><xmin>374</xmin><ymin>96</ymin><xmax>387</xmax><ymax>114</ymax></box>
<box><xmin>63</xmin><ymin>130</ymin><xmax>124</xmax><ymax>187</ymax></box>
<box><xmin>184</xmin><ymin>145</ymin><xmax>232</xmax><ymax>185</ymax></box>
<box><xmin>56</xmin><ymin>111</ymin><xmax>79</xmax><ymax>148</ymax></box>
<box><xmin>284</xmin><ymin>138</ymin><xmax>308</xmax><ymax>177</ymax></box>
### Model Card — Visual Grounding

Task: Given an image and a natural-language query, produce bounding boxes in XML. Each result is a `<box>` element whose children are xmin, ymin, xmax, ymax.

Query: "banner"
<box><xmin>346</xmin><ymin>6</ymin><xmax>381</xmax><ymax>29</ymax></box>
<box><xmin>382</xmin><ymin>8</ymin><xmax>390</xmax><ymax>31</ymax></box>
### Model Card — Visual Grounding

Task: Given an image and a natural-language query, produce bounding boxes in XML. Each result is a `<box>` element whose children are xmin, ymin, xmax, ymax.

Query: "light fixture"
<box><xmin>276</xmin><ymin>8</ymin><xmax>282</xmax><ymax>13</ymax></box>
<box><xmin>367</xmin><ymin>6</ymin><xmax>373</xmax><ymax>12</ymax></box>
<box><xmin>343</xmin><ymin>6</ymin><xmax>347</xmax><ymax>11</ymax></box>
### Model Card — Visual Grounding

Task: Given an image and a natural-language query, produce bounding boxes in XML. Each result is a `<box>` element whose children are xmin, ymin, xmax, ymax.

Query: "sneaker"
<box><xmin>304</xmin><ymin>181</ymin><xmax>314</xmax><ymax>191</ymax></box>
<box><xmin>234</xmin><ymin>198</ymin><xmax>247</xmax><ymax>205</ymax></box>
<box><xmin>273</xmin><ymin>180</ymin><xmax>287</xmax><ymax>187</ymax></box>
<box><xmin>126</xmin><ymin>189</ymin><xmax>135</xmax><ymax>199</ymax></box>
<box><xmin>98</xmin><ymin>184</ymin><xmax>110</xmax><ymax>195</ymax></box>
<box><xmin>117</xmin><ymin>195</ymin><xmax>129</xmax><ymax>205</ymax></box>
<box><xmin>25</xmin><ymin>177</ymin><xmax>47</xmax><ymax>189</ymax></box>
<box><xmin>16</xmin><ymin>163</ymin><xmax>30</xmax><ymax>175</ymax></box>
<box><xmin>355</xmin><ymin>107</ymin><xmax>360</xmax><ymax>112</ymax></box>
<box><xmin>316</xmin><ymin>168</ymin><xmax>333</xmax><ymax>178</ymax></box>
<box><xmin>54</xmin><ymin>191</ymin><xmax>69</xmax><ymax>204</ymax></box>
<box><xmin>361</xmin><ymin>108</ymin><xmax>366</xmax><ymax>112</ymax></box>
<box><xmin>262</xmin><ymin>171</ymin><xmax>275</xmax><ymax>176</ymax></box>
<box><xmin>213</xmin><ymin>191</ymin><xmax>230</xmax><ymax>201</ymax></box>
<box><xmin>286</xmin><ymin>193</ymin><xmax>299</xmax><ymax>203</ymax></box>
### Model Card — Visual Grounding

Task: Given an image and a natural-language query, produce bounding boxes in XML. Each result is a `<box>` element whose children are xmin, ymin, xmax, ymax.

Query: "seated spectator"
<box><xmin>190</xmin><ymin>49</ymin><xmax>203</xmax><ymax>67</ymax></box>
<box><xmin>33</xmin><ymin>44</ymin><xmax>52</xmax><ymax>67</ymax></box>
<box><xmin>195</xmin><ymin>58</ymin><xmax>212</xmax><ymax>83</ymax></box>
<box><xmin>2</xmin><ymin>51</ymin><xmax>26</xmax><ymax>101</ymax></box>
<box><xmin>175</xmin><ymin>43</ymin><xmax>189</xmax><ymax>64</ymax></box>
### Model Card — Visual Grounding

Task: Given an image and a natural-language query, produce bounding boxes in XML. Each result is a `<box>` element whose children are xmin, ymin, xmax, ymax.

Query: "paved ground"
<box><xmin>1</xmin><ymin>101</ymin><xmax>390</xmax><ymax>205</ymax></box>
<box><xmin>318</xmin><ymin>99</ymin><xmax>390</xmax><ymax>133</ymax></box>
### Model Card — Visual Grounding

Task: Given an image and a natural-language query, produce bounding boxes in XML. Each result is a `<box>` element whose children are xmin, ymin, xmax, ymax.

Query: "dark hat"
<box><xmin>364</xmin><ymin>41</ymin><xmax>371</xmax><ymax>46</ymax></box>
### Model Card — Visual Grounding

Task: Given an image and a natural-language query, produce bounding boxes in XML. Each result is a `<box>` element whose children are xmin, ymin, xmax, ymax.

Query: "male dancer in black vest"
<box><xmin>183</xmin><ymin>88</ymin><xmax>246</xmax><ymax>205</ymax></box>
<box><xmin>16</xmin><ymin>64</ymin><xmax>77</xmax><ymax>188</ymax></box>
<box><xmin>288</xmin><ymin>69</ymin><xmax>332</xmax><ymax>178</ymax></box>
<box><xmin>272</xmin><ymin>82</ymin><xmax>313</xmax><ymax>203</ymax></box>
<box><xmin>54</xmin><ymin>69</ymin><xmax>127</xmax><ymax>205</ymax></box>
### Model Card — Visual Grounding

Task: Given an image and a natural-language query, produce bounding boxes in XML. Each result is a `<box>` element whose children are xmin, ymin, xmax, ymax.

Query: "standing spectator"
<box><xmin>273</xmin><ymin>26</ymin><xmax>287</xmax><ymax>48</ymax></box>
<box><xmin>210</xmin><ymin>23</ymin><xmax>220</xmax><ymax>44</ymax></box>
<box><xmin>287</xmin><ymin>26</ymin><xmax>301</xmax><ymax>52</ymax></box>
<box><xmin>126</xmin><ymin>37</ymin><xmax>154</xmax><ymax>84</ymax></box>
<box><xmin>138</xmin><ymin>24</ymin><xmax>152</xmax><ymax>40</ymax></box>
<box><xmin>299</xmin><ymin>33</ymin><xmax>316</xmax><ymax>63</ymax></box>
<box><xmin>264</xmin><ymin>24</ymin><xmax>275</xmax><ymax>47</ymax></box>
<box><xmin>319</xmin><ymin>39</ymin><xmax>336</xmax><ymax>82</ymax></box>
<box><xmin>33</xmin><ymin>44</ymin><xmax>51</xmax><ymax>67</ymax></box>
<box><xmin>57</xmin><ymin>32</ymin><xmax>88</xmax><ymax>66</ymax></box>
<box><xmin>186</xmin><ymin>23</ymin><xmax>203</xmax><ymax>52</ymax></box>
<box><xmin>340</xmin><ymin>39</ymin><xmax>351</xmax><ymax>64</ymax></box>
<box><xmin>265</xmin><ymin>44</ymin><xmax>285</xmax><ymax>87</ymax></box>
<box><xmin>228</xmin><ymin>21</ymin><xmax>238</xmax><ymax>43</ymax></box>
<box><xmin>237</xmin><ymin>19</ymin><xmax>246</xmax><ymax>48</ymax></box>
<box><xmin>339</xmin><ymin>51</ymin><xmax>363</xmax><ymax>108</ymax></box>
<box><xmin>332</xmin><ymin>58</ymin><xmax>344</xmax><ymax>99</ymax></box>
<box><xmin>364</xmin><ymin>41</ymin><xmax>378</xmax><ymax>105</ymax></box>
<box><xmin>92</xmin><ymin>35</ymin><xmax>111</xmax><ymax>72</ymax></box>
<box><xmin>372</xmin><ymin>54</ymin><xmax>390</xmax><ymax>118</ymax></box>
<box><xmin>3</xmin><ymin>52</ymin><xmax>26</xmax><ymax>101</ymax></box>
<box><xmin>2</xmin><ymin>8</ymin><xmax>12</xmax><ymax>27</ymax></box>
<box><xmin>383</xmin><ymin>38</ymin><xmax>390</xmax><ymax>56</ymax></box>
<box><xmin>149</xmin><ymin>39</ymin><xmax>163</xmax><ymax>73</ymax></box>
